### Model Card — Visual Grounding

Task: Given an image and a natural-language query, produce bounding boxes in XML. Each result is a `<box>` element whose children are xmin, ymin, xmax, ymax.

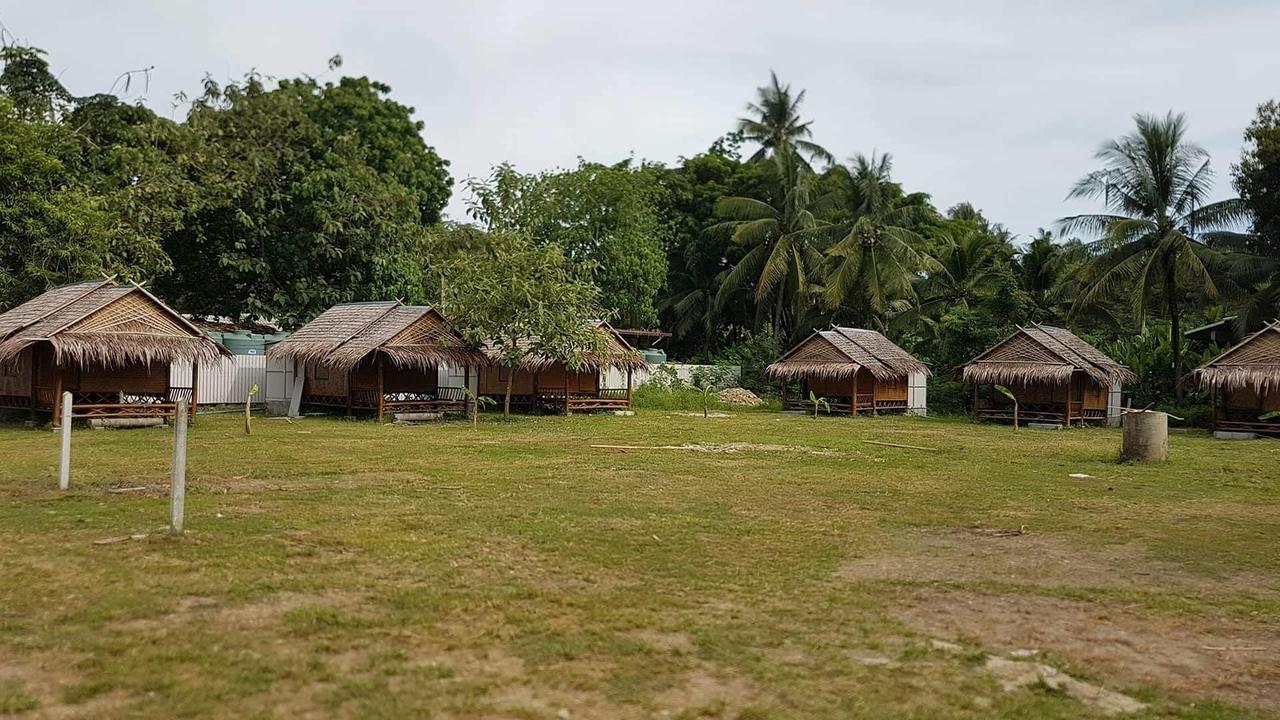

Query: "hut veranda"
<box><xmin>0</xmin><ymin>280</ymin><xmax>227</xmax><ymax>425</ymax></box>
<box><xmin>960</xmin><ymin>324</ymin><xmax>1133</xmax><ymax>426</ymax></box>
<box><xmin>476</xmin><ymin>322</ymin><xmax>647</xmax><ymax>413</ymax></box>
<box><xmin>267</xmin><ymin>301</ymin><xmax>485</xmax><ymax>419</ymax></box>
<box><xmin>765</xmin><ymin>327</ymin><xmax>929</xmax><ymax>415</ymax></box>
<box><xmin>1192</xmin><ymin>320</ymin><xmax>1280</xmax><ymax>438</ymax></box>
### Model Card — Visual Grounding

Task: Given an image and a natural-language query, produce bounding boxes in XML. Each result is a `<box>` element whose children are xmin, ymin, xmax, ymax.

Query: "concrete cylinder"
<box><xmin>1121</xmin><ymin>410</ymin><xmax>1168</xmax><ymax>462</ymax></box>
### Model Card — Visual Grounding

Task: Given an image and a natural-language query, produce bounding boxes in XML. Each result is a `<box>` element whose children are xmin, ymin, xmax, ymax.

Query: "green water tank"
<box><xmin>640</xmin><ymin>348</ymin><xmax>667</xmax><ymax>365</ymax></box>
<box><xmin>263</xmin><ymin>332</ymin><xmax>289</xmax><ymax>350</ymax></box>
<box><xmin>223</xmin><ymin>332</ymin><xmax>266</xmax><ymax>356</ymax></box>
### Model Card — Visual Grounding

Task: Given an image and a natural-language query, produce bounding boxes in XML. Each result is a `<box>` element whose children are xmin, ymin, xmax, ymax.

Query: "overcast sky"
<box><xmin>5</xmin><ymin>1</ymin><xmax>1276</xmax><ymax>240</ymax></box>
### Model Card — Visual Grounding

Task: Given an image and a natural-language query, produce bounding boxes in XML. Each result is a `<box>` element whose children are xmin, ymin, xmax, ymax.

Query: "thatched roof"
<box><xmin>765</xmin><ymin>327</ymin><xmax>930</xmax><ymax>381</ymax></box>
<box><xmin>267</xmin><ymin>301</ymin><xmax>484</xmax><ymax>372</ymax></box>
<box><xmin>961</xmin><ymin>324</ymin><xmax>1134</xmax><ymax>387</ymax></box>
<box><xmin>1191</xmin><ymin>321</ymin><xmax>1280</xmax><ymax>393</ymax></box>
<box><xmin>0</xmin><ymin>280</ymin><xmax>228</xmax><ymax>367</ymax></box>
<box><xmin>483</xmin><ymin>322</ymin><xmax>647</xmax><ymax>372</ymax></box>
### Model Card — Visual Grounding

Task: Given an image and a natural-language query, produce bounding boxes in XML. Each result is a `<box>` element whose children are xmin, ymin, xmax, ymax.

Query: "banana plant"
<box><xmin>808</xmin><ymin>390</ymin><xmax>830</xmax><ymax>419</ymax></box>
<box><xmin>994</xmin><ymin>384</ymin><xmax>1019</xmax><ymax>430</ymax></box>
<box><xmin>245</xmin><ymin>383</ymin><xmax>259</xmax><ymax>435</ymax></box>
<box><xmin>459</xmin><ymin>387</ymin><xmax>497</xmax><ymax>429</ymax></box>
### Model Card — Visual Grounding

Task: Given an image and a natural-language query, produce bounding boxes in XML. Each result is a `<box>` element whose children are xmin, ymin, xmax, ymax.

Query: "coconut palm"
<box><xmin>711</xmin><ymin>154</ymin><xmax>830</xmax><ymax>339</ymax></box>
<box><xmin>1015</xmin><ymin>229</ymin><xmax>1091</xmax><ymax>323</ymax></box>
<box><xmin>823</xmin><ymin>153</ymin><xmax>937</xmax><ymax>328</ymax></box>
<box><xmin>1060</xmin><ymin>112</ymin><xmax>1251</xmax><ymax>398</ymax></box>
<box><xmin>737</xmin><ymin>71</ymin><xmax>833</xmax><ymax>172</ymax></box>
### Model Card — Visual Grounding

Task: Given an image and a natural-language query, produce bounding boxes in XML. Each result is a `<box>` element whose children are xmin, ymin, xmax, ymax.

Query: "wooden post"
<box><xmin>58</xmin><ymin>391</ymin><xmax>72</xmax><ymax>491</ymax></box>
<box><xmin>170</xmin><ymin>397</ymin><xmax>188</xmax><ymax>535</ymax></box>
<box><xmin>376</xmin><ymin>355</ymin><xmax>385</xmax><ymax>422</ymax></box>
<box><xmin>850</xmin><ymin>373</ymin><xmax>857</xmax><ymax>417</ymax></box>
<box><xmin>190</xmin><ymin>361</ymin><xmax>200</xmax><ymax>423</ymax></box>
<box><xmin>52</xmin><ymin>364</ymin><xmax>64</xmax><ymax>428</ymax></box>
<box><xmin>625</xmin><ymin>368</ymin><xmax>633</xmax><ymax>409</ymax></box>
<box><xmin>345</xmin><ymin>369</ymin><xmax>354</xmax><ymax>418</ymax></box>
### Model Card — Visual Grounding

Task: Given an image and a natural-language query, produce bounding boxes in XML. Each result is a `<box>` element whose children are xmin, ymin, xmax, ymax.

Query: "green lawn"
<box><xmin>0</xmin><ymin>411</ymin><xmax>1277</xmax><ymax>719</ymax></box>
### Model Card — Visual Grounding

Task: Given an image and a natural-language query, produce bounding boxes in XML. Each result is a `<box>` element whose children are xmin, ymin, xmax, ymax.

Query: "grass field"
<box><xmin>1</xmin><ymin>410</ymin><xmax>1278</xmax><ymax>719</ymax></box>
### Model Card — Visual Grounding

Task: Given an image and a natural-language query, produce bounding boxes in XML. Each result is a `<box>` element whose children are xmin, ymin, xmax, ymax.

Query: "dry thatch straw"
<box><xmin>1191</xmin><ymin>321</ymin><xmax>1280</xmax><ymax>393</ymax></box>
<box><xmin>268</xmin><ymin>301</ymin><xmax>485</xmax><ymax>372</ymax></box>
<box><xmin>482</xmin><ymin>322</ymin><xmax>648</xmax><ymax>373</ymax></box>
<box><xmin>765</xmin><ymin>327</ymin><xmax>930</xmax><ymax>381</ymax></box>
<box><xmin>0</xmin><ymin>280</ymin><xmax>228</xmax><ymax>367</ymax></box>
<box><xmin>960</xmin><ymin>324</ymin><xmax>1133</xmax><ymax>387</ymax></box>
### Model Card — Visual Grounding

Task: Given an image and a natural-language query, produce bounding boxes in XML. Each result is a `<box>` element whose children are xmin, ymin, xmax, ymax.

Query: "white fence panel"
<box><xmin>601</xmin><ymin>363</ymin><xmax>741</xmax><ymax>389</ymax></box>
<box><xmin>172</xmin><ymin>356</ymin><xmax>269</xmax><ymax>406</ymax></box>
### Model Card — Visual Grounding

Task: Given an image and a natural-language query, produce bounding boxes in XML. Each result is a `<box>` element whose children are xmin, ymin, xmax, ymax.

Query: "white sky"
<box><xmin>5</xmin><ymin>0</ymin><xmax>1276</xmax><ymax>240</ymax></box>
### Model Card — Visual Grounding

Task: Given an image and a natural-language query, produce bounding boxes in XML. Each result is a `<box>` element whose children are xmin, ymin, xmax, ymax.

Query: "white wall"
<box><xmin>601</xmin><ymin>363</ymin><xmax>742</xmax><ymax>389</ymax></box>
<box><xmin>172</xmin><ymin>356</ymin><xmax>272</xmax><ymax>406</ymax></box>
<box><xmin>1107</xmin><ymin>382</ymin><xmax>1123</xmax><ymax>427</ymax></box>
<box><xmin>908</xmin><ymin>372</ymin><xmax>928</xmax><ymax>416</ymax></box>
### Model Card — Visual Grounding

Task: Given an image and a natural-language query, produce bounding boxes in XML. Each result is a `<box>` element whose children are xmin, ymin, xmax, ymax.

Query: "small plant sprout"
<box><xmin>994</xmin><ymin>384</ymin><xmax>1019</xmax><ymax>430</ymax></box>
<box><xmin>460</xmin><ymin>387</ymin><xmax>497</xmax><ymax>429</ymax></box>
<box><xmin>245</xmin><ymin>383</ymin><xmax>259</xmax><ymax>435</ymax></box>
<box><xmin>690</xmin><ymin>365</ymin><xmax>736</xmax><ymax>418</ymax></box>
<box><xmin>808</xmin><ymin>390</ymin><xmax>830</xmax><ymax>419</ymax></box>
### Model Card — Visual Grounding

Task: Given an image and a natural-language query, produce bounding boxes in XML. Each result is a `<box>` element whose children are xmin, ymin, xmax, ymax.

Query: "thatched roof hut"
<box><xmin>765</xmin><ymin>327</ymin><xmax>929</xmax><ymax>381</ymax></box>
<box><xmin>1191</xmin><ymin>321</ymin><xmax>1280</xmax><ymax>394</ymax></box>
<box><xmin>267</xmin><ymin>301</ymin><xmax>484</xmax><ymax>372</ymax></box>
<box><xmin>0</xmin><ymin>279</ymin><xmax>227</xmax><ymax>368</ymax></box>
<box><xmin>960</xmin><ymin>324</ymin><xmax>1133</xmax><ymax>387</ymax></box>
<box><xmin>481</xmin><ymin>322</ymin><xmax>647</xmax><ymax>373</ymax></box>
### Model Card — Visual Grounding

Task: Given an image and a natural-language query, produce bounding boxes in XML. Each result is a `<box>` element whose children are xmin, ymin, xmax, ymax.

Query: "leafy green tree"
<box><xmin>160</xmin><ymin>71</ymin><xmax>449</xmax><ymax>327</ymax></box>
<box><xmin>440</xmin><ymin>233</ymin><xmax>609</xmax><ymax>416</ymax></box>
<box><xmin>652</xmin><ymin>137</ymin><xmax>772</xmax><ymax>355</ymax></box>
<box><xmin>0</xmin><ymin>46</ymin><xmax>71</xmax><ymax>121</ymax></box>
<box><xmin>1014</xmin><ymin>229</ymin><xmax>1091</xmax><ymax>323</ymax></box>
<box><xmin>465</xmin><ymin>160</ymin><xmax>668</xmax><ymax>328</ymax></box>
<box><xmin>1234</xmin><ymin>100</ymin><xmax>1280</xmax><ymax>257</ymax></box>
<box><xmin>1061</xmin><ymin>112</ymin><xmax>1251</xmax><ymax>398</ymax></box>
<box><xmin>737</xmin><ymin>72</ymin><xmax>832</xmax><ymax>171</ymax></box>
<box><xmin>0</xmin><ymin>96</ymin><xmax>124</xmax><ymax>308</ymax></box>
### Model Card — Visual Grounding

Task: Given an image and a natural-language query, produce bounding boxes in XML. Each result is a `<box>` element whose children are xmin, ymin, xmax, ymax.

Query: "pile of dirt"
<box><xmin>716</xmin><ymin>387</ymin><xmax>763</xmax><ymax>406</ymax></box>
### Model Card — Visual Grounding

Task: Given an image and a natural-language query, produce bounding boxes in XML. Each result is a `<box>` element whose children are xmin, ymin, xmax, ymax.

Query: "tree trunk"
<box><xmin>503</xmin><ymin>368</ymin><xmax>514</xmax><ymax>417</ymax></box>
<box><xmin>1167</xmin><ymin>272</ymin><xmax>1183</xmax><ymax>402</ymax></box>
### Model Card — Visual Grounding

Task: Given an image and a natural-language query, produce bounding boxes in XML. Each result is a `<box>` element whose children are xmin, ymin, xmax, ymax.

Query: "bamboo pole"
<box><xmin>170</xmin><ymin>398</ymin><xmax>188</xmax><ymax>535</ymax></box>
<box><xmin>58</xmin><ymin>392</ymin><xmax>72</xmax><ymax>490</ymax></box>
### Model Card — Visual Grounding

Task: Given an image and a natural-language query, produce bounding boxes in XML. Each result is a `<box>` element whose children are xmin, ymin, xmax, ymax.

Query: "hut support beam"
<box><xmin>345</xmin><ymin>370</ymin><xmax>354</xmax><ymax>418</ymax></box>
<box><xmin>851</xmin><ymin>373</ymin><xmax>857</xmax><ymax>417</ymax></box>
<box><xmin>52</xmin><ymin>364</ymin><xmax>64</xmax><ymax>428</ymax></box>
<box><xmin>626</xmin><ymin>368</ymin><xmax>633</xmax><ymax>409</ymax></box>
<box><xmin>376</xmin><ymin>355</ymin><xmax>385</xmax><ymax>422</ymax></box>
<box><xmin>190</xmin><ymin>361</ymin><xmax>200</xmax><ymax>424</ymax></box>
<box><xmin>849</xmin><ymin>368</ymin><xmax>860</xmax><ymax>415</ymax></box>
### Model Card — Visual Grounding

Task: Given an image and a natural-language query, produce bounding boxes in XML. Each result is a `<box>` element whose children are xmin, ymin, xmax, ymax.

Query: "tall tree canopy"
<box><xmin>465</xmin><ymin>161</ymin><xmax>668</xmax><ymax>328</ymax></box>
<box><xmin>158</xmin><ymin>71</ymin><xmax>452</xmax><ymax>327</ymax></box>
<box><xmin>737</xmin><ymin>71</ymin><xmax>832</xmax><ymax>172</ymax></box>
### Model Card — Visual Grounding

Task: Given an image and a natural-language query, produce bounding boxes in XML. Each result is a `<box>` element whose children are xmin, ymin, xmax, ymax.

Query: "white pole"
<box><xmin>170</xmin><ymin>397</ymin><xmax>188</xmax><ymax>535</ymax></box>
<box><xmin>58</xmin><ymin>391</ymin><xmax>72</xmax><ymax>490</ymax></box>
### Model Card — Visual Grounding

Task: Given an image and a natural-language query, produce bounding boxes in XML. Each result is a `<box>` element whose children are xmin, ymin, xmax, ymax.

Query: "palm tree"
<box><xmin>915</xmin><ymin>227</ymin><xmax>1011</xmax><ymax>315</ymax></box>
<box><xmin>823</xmin><ymin>153</ymin><xmax>937</xmax><ymax>328</ymax></box>
<box><xmin>1060</xmin><ymin>112</ymin><xmax>1251</xmax><ymax>399</ymax></box>
<box><xmin>737</xmin><ymin>71</ymin><xmax>833</xmax><ymax>172</ymax></box>
<box><xmin>711</xmin><ymin>154</ymin><xmax>830</xmax><ymax>340</ymax></box>
<box><xmin>1015</xmin><ymin>229</ymin><xmax>1090</xmax><ymax>323</ymax></box>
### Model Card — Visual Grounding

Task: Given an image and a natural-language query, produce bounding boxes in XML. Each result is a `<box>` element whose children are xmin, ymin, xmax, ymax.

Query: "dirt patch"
<box><xmin>0</xmin><ymin>652</ymin><xmax>129</xmax><ymax>719</ymax></box>
<box><xmin>652</xmin><ymin>667</ymin><xmax>758</xmax><ymax>716</ymax></box>
<box><xmin>895</xmin><ymin>588</ymin><xmax>1280</xmax><ymax>708</ymax></box>
<box><xmin>628</xmin><ymin>629</ymin><xmax>696</xmax><ymax>655</ymax></box>
<box><xmin>837</xmin><ymin>528</ymin><xmax>1279</xmax><ymax>596</ymax></box>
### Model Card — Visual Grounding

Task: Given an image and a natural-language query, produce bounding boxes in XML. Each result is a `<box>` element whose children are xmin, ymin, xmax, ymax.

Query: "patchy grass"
<box><xmin>0</xmin><ymin>411</ymin><xmax>1278</xmax><ymax>719</ymax></box>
